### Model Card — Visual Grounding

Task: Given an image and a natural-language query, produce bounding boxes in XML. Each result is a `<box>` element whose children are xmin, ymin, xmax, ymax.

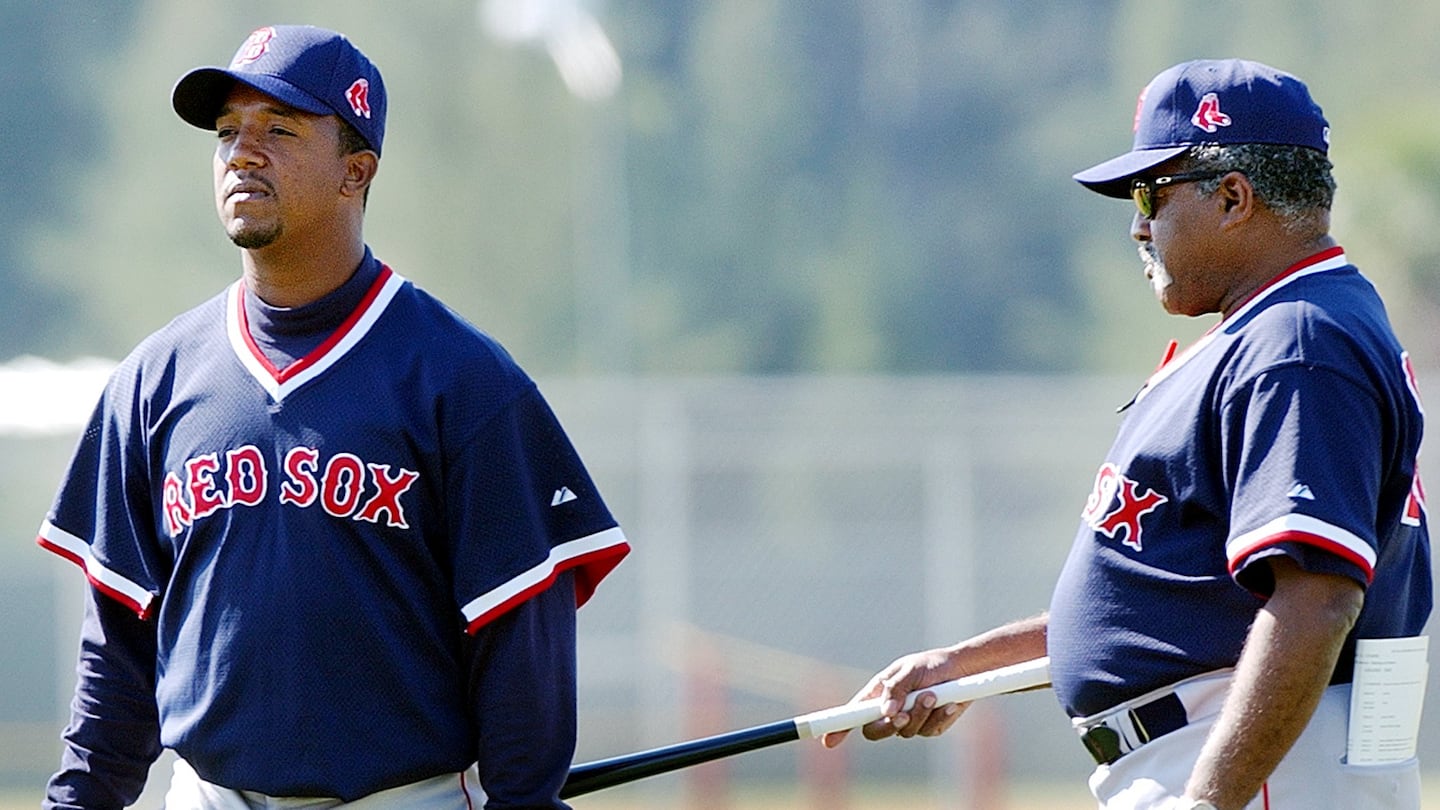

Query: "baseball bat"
<box><xmin>561</xmin><ymin>656</ymin><xmax>1051</xmax><ymax>799</ymax></box>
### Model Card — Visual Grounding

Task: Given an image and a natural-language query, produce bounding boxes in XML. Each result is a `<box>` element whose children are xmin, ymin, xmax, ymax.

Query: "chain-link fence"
<box><xmin>4</xmin><ymin>369</ymin><xmax>1436</xmax><ymax>807</ymax></box>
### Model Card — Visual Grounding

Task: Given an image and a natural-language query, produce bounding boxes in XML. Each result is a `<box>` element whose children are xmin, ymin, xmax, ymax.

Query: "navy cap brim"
<box><xmin>1073</xmin><ymin>145</ymin><xmax>1191</xmax><ymax>198</ymax></box>
<box><xmin>172</xmin><ymin>67</ymin><xmax>333</xmax><ymax>131</ymax></box>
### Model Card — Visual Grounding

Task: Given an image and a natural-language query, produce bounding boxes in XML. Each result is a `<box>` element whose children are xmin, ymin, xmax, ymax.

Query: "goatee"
<box><xmin>228</xmin><ymin>223</ymin><xmax>281</xmax><ymax>250</ymax></box>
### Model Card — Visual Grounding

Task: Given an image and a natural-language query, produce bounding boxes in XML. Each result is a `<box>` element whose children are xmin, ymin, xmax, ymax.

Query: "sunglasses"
<box><xmin>1130</xmin><ymin>171</ymin><xmax>1225</xmax><ymax>219</ymax></box>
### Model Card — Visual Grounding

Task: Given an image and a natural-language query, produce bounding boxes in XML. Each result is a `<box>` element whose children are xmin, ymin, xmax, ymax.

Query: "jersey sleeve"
<box><xmin>43</xmin><ymin>586</ymin><xmax>163</xmax><ymax>810</ymax></box>
<box><xmin>37</xmin><ymin>371</ymin><xmax>166</xmax><ymax>619</ymax></box>
<box><xmin>450</xmin><ymin>385</ymin><xmax>630</xmax><ymax>634</ymax></box>
<box><xmin>1221</xmin><ymin>363</ymin><xmax>1384</xmax><ymax>592</ymax></box>
<box><xmin>468</xmin><ymin>569</ymin><xmax>577</xmax><ymax>808</ymax></box>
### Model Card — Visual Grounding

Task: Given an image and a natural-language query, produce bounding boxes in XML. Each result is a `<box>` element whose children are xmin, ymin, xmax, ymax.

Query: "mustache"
<box><xmin>224</xmin><ymin>173</ymin><xmax>275</xmax><ymax>197</ymax></box>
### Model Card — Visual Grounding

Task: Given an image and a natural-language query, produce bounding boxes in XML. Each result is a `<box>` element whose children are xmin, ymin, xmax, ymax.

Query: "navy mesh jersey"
<box><xmin>38</xmin><ymin>262</ymin><xmax>630</xmax><ymax>796</ymax></box>
<box><xmin>1048</xmin><ymin>248</ymin><xmax>1430</xmax><ymax>718</ymax></box>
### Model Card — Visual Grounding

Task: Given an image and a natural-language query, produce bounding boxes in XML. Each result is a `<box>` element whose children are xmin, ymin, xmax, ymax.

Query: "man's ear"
<box><xmin>1216</xmin><ymin>171</ymin><xmax>1255</xmax><ymax>227</ymax></box>
<box><xmin>343</xmin><ymin>151</ymin><xmax>379</xmax><ymax>199</ymax></box>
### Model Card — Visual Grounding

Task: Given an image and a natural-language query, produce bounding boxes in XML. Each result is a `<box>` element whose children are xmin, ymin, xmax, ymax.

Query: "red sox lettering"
<box><xmin>162</xmin><ymin>444</ymin><xmax>420</xmax><ymax>536</ymax></box>
<box><xmin>1081</xmin><ymin>462</ymin><xmax>1169</xmax><ymax>552</ymax></box>
<box><xmin>1401</xmin><ymin>351</ymin><xmax>1428</xmax><ymax>527</ymax></box>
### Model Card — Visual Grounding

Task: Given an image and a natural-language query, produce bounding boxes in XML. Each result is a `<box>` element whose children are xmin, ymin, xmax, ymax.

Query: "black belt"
<box><xmin>1079</xmin><ymin>691</ymin><xmax>1189</xmax><ymax>765</ymax></box>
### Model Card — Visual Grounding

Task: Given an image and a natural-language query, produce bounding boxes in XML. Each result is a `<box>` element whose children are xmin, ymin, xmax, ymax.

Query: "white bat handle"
<box><xmin>793</xmin><ymin>656</ymin><xmax>1051</xmax><ymax>739</ymax></box>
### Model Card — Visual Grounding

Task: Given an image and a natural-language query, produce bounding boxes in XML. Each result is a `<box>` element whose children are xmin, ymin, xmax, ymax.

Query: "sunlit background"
<box><xmin>2</xmin><ymin>1</ymin><xmax>1438</xmax><ymax>807</ymax></box>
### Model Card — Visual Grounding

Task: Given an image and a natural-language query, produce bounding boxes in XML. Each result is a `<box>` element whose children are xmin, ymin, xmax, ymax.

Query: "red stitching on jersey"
<box><xmin>1227</xmin><ymin>529</ymin><xmax>1375</xmax><ymax>585</ymax></box>
<box><xmin>460</xmin><ymin>770</ymin><xmax>475</xmax><ymax>810</ymax></box>
<box><xmin>1134</xmin><ymin>248</ymin><xmax>1348</xmax><ymax>407</ymax></box>
<box><xmin>36</xmin><ymin>536</ymin><xmax>154</xmax><ymax>620</ymax></box>
<box><xmin>1226</xmin><ymin>245</ymin><xmax>1346</xmax><ymax>316</ymax></box>
<box><xmin>234</xmin><ymin>264</ymin><xmax>395</xmax><ymax>383</ymax></box>
<box><xmin>464</xmin><ymin>542</ymin><xmax>630</xmax><ymax>635</ymax></box>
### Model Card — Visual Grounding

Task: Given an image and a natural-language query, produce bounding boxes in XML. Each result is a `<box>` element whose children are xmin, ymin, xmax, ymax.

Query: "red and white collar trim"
<box><xmin>226</xmin><ymin>265</ymin><xmax>405</xmax><ymax>402</ymax></box>
<box><xmin>1134</xmin><ymin>247</ymin><xmax>1348</xmax><ymax>405</ymax></box>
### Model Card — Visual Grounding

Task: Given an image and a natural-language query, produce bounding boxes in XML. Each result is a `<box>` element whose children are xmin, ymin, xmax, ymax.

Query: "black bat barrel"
<box><xmin>561</xmin><ymin>719</ymin><xmax>801</xmax><ymax>798</ymax></box>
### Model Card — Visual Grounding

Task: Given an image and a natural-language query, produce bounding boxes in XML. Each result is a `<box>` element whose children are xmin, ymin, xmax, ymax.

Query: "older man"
<box><xmin>825</xmin><ymin>59</ymin><xmax>1430</xmax><ymax>810</ymax></box>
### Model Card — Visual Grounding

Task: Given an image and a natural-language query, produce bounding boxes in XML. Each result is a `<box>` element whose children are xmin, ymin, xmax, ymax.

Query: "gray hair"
<box><xmin>1186</xmin><ymin>144</ymin><xmax>1335</xmax><ymax>232</ymax></box>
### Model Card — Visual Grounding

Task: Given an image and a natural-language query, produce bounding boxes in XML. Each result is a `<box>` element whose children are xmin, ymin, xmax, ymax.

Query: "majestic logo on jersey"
<box><xmin>161</xmin><ymin>444</ymin><xmax>419</xmax><ymax>537</ymax></box>
<box><xmin>1081</xmin><ymin>462</ymin><xmax>1169</xmax><ymax>552</ymax></box>
<box><xmin>1191</xmin><ymin>93</ymin><xmax>1232</xmax><ymax>133</ymax></box>
<box><xmin>232</xmin><ymin>27</ymin><xmax>276</xmax><ymax>67</ymax></box>
<box><xmin>345</xmin><ymin>79</ymin><xmax>372</xmax><ymax>119</ymax></box>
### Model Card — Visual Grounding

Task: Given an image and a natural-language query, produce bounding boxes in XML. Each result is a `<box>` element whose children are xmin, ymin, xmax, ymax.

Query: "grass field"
<box><xmin>9</xmin><ymin>782</ymin><xmax>1440</xmax><ymax>809</ymax></box>
<box><xmin>567</xmin><ymin>782</ymin><xmax>1102</xmax><ymax>809</ymax></box>
<box><xmin>0</xmin><ymin>783</ymin><xmax>1101</xmax><ymax>809</ymax></box>
<box><xmin>568</xmin><ymin>781</ymin><xmax>1440</xmax><ymax>809</ymax></box>
<box><xmin>18</xmin><ymin>769</ymin><xmax>1440</xmax><ymax>809</ymax></box>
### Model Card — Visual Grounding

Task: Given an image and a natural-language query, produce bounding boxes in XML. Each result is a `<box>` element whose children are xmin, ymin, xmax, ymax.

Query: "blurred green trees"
<box><xmin>4</xmin><ymin>0</ymin><xmax>1437</xmax><ymax>374</ymax></box>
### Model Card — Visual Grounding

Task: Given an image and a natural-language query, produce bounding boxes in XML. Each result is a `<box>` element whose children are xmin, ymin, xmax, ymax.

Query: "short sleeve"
<box><xmin>37</xmin><ymin>374</ymin><xmax>165</xmax><ymax>619</ymax></box>
<box><xmin>1222</xmin><ymin>363</ymin><xmax>1382</xmax><ymax>593</ymax></box>
<box><xmin>449</xmin><ymin>386</ymin><xmax>629</xmax><ymax>634</ymax></box>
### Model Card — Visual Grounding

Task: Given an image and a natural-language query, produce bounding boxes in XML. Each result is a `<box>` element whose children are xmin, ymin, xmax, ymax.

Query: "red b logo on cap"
<box><xmin>1191</xmin><ymin>92</ymin><xmax>1232</xmax><ymax>134</ymax></box>
<box><xmin>346</xmin><ymin>79</ymin><xmax>372</xmax><ymax>119</ymax></box>
<box><xmin>233</xmin><ymin>27</ymin><xmax>275</xmax><ymax>67</ymax></box>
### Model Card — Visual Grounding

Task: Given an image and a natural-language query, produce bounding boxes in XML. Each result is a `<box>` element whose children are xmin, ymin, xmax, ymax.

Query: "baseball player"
<box><xmin>37</xmin><ymin>25</ymin><xmax>630</xmax><ymax>809</ymax></box>
<box><xmin>823</xmin><ymin>60</ymin><xmax>1430</xmax><ymax>810</ymax></box>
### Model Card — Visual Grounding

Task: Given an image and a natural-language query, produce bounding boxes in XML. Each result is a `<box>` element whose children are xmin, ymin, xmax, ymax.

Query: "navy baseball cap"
<box><xmin>1074</xmin><ymin>59</ymin><xmax>1329</xmax><ymax>198</ymax></box>
<box><xmin>172</xmin><ymin>25</ymin><xmax>387</xmax><ymax>154</ymax></box>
